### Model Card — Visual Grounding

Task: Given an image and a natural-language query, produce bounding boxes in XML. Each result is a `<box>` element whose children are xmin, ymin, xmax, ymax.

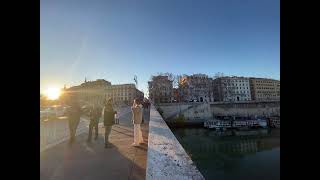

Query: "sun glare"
<box><xmin>45</xmin><ymin>87</ymin><xmax>61</xmax><ymax>100</ymax></box>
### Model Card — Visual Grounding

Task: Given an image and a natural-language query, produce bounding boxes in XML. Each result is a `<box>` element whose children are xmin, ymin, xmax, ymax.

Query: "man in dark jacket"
<box><xmin>103</xmin><ymin>98</ymin><xmax>115</xmax><ymax>148</ymax></box>
<box><xmin>67</xmin><ymin>97</ymin><xmax>81</xmax><ymax>144</ymax></box>
<box><xmin>87</xmin><ymin>104</ymin><xmax>101</xmax><ymax>142</ymax></box>
<box><xmin>142</xmin><ymin>98</ymin><xmax>151</xmax><ymax>122</ymax></box>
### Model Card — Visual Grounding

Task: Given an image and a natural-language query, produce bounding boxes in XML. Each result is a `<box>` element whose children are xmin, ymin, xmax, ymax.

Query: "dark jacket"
<box><xmin>89</xmin><ymin>107</ymin><xmax>101</xmax><ymax>122</ymax></box>
<box><xmin>142</xmin><ymin>101</ymin><xmax>150</xmax><ymax>109</ymax></box>
<box><xmin>103</xmin><ymin>104</ymin><xmax>115</xmax><ymax>126</ymax></box>
<box><xmin>67</xmin><ymin>104</ymin><xmax>81</xmax><ymax>121</ymax></box>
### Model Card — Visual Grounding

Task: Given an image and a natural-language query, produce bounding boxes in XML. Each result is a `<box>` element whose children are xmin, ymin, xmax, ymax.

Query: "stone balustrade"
<box><xmin>146</xmin><ymin>104</ymin><xmax>204</xmax><ymax>180</ymax></box>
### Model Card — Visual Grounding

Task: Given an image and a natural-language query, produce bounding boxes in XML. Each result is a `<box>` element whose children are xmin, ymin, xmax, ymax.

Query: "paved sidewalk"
<box><xmin>40</xmin><ymin>107</ymin><xmax>149</xmax><ymax>180</ymax></box>
<box><xmin>40</xmin><ymin>117</ymin><xmax>89</xmax><ymax>152</ymax></box>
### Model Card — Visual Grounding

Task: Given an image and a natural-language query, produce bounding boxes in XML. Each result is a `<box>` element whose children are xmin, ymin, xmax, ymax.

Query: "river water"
<box><xmin>171</xmin><ymin>127</ymin><xmax>280</xmax><ymax>180</ymax></box>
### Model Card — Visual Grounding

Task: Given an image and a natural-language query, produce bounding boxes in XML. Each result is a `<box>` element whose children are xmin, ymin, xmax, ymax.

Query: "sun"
<box><xmin>45</xmin><ymin>86</ymin><xmax>61</xmax><ymax>100</ymax></box>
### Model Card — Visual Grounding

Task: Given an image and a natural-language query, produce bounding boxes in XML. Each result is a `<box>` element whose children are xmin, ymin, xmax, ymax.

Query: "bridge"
<box><xmin>40</xmin><ymin>105</ymin><xmax>204</xmax><ymax>180</ymax></box>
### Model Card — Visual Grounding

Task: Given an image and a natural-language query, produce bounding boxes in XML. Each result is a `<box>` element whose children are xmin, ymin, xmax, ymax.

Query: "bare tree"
<box><xmin>172</xmin><ymin>75</ymin><xmax>181</xmax><ymax>89</ymax></box>
<box><xmin>158</xmin><ymin>72</ymin><xmax>180</xmax><ymax>88</ymax></box>
<box><xmin>214</xmin><ymin>72</ymin><xmax>225</xmax><ymax>79</ymax></box>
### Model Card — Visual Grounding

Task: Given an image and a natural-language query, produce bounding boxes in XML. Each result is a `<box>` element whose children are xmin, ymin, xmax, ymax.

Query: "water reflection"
<box><xmin>172</xmin><ymin>128</ymin><xmax>280</xmax><ymax>180</ymax></box>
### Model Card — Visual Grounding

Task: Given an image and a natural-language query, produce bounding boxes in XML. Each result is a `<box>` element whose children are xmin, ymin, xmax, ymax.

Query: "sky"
<box><xmin>40</xmin><ymin>0</ymin><xmax>280</xmax><ymax>96</ymax></box>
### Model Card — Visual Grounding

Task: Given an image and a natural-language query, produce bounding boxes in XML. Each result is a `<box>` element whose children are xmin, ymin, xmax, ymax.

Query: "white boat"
<box><xmin>257</xmin><ymin>119</ymin><xmax>268</xmax><ymax>128</ymax></box>
<box><xmin>205</xmin><ymin>120</ymin><xmax>232</xmax><ymax>130</ymax></box>
<box><xmin>233</xmin><ymin>120</ymin><xmax>247</xmax><ymax>128</ymax></box>
<box><xmin>205</xmin><ymin>118</ymin><xmax>270</xmax><ymax>130</ymax></box>
<box><xmin>269</xmin><ymin>117</ymin><xmax>280</xmax><ymax>128</ymax></box>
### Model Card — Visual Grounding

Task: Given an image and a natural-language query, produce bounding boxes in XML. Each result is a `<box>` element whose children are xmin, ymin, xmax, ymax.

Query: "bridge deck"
<box><xmin>40</xmin><ymin>106</ymin><xmax>149</xmax><ymax>180</ymax></box>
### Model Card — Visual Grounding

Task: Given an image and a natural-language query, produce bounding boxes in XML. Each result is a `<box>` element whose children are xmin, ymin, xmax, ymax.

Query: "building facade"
<box><xmin>148</xmin><ymin>76</ymin><xmax>173</xmax><ymax>103</ymax></box>
<box><xmin>66</xmin><ymin>79</ymin><xmax>143</xmax><ymax>107</ymax></box>
<box><xmin>249</xmin><ymin>78</ymin><xmax>280</xmax><ymax>101</ymax></box>
<box><xmin>108</xmin><ymin>84</ymin><xmax>144</xmax><ymax>105</ymax></box>
<box><xmin>66</xmin><ymin>79</ymin><xmax>111</xmax><ymax>107</ymax></box>
<box><xmin>179</xmin><ymin>74</ymin><xmax>214</xmax><ymax>102</ymax></box>
<box><xmin>213</xmin><ymin>76</ymin><xmax>251</xmax><ymax>102</ymax></box>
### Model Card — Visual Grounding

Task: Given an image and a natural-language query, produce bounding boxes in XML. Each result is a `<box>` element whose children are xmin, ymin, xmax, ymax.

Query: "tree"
<box><xmin>157</xmin><ymin>72</ymin><xmax>180</xmax><ymax>88</ymax></box>
<box><xmin>214</xmin><ymin>72</ymin><xmax>225</xmax><ymax>79</ymax></box>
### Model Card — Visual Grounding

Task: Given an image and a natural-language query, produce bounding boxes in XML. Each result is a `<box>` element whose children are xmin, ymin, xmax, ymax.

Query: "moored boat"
<box><xmin>204</xmin><ymin>120</ymin><xmax>232</xmax><ymax>130</ymax></box>
<box><xmin>257</xmin><ymin>119</ymin><xmax>268</xmax><ymax>128</ymax></box>
<box><xmin>204</xmin><ymin>117</ymin><xmax>272</xmax><ymax>130</ymax></box>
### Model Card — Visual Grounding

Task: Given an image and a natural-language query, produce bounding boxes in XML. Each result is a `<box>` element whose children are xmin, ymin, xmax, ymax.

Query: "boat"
<box><xmin>257</xmin><ymin>119</ymin><xmax>268</xmax><ymax>128</ymax></box>
<box><xmin>233</xmin><ymin>120</ymin><xmax>248</xmax><ymax>129</ymax></box>
<box><xmin>204</xmin><ymin>117</ymin><xmax>271</xmax><ymax>130</ymax></box>
<box><xmin>205</xmin><ymin>120</ymin><xmax>232</xmax><ymax>130</ymax></box>
<box><xmin>269</xmin><ymin>117</ymin><xmax>280</xmax><ymax>128</ymax></box>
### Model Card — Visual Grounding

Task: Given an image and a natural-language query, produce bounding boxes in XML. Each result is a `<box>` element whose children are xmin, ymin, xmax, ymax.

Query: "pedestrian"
<box><xmin>66</xmin><ymin>97</ymin><xmax>81</xmax><ymax>145</ymax></box>
<box><xmin>103</xmin><ymin>98</ymin><xmax>116</xmax><ymax>148</ymax></box>
<box><xmin>114</xmin><ymin>111</ymin><xmax>119</xmax><ymax>124</ymax></box>
<box><xmin>87</xmin><ymin>104</ymin><xmax>101</xmax><ymax>142</ymax></box>
<box><xmin>141</xmin><ymin>101</ymin><xmax>145</xmax><ymax>124</ymax></box>
<box><xmin>143</xmin><ymin>98</ymin><xmax>151</xmax><ymax>122</ymax></box>
<box><xmin>141</xmin><ymin>99</ymin><xmax>147</xmax><ymax>123</ymax></box>
<box><xmin>131</xmin><ymin>99</ymin><xmax>144</xmax><ymax>147</ymax></box>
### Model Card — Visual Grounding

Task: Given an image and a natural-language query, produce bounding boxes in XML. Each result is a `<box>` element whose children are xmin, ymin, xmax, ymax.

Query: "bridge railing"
<box><xmin>146</xmin><ymin>104</ymin><xmax>204</xmax><ymax>180</ymax></box>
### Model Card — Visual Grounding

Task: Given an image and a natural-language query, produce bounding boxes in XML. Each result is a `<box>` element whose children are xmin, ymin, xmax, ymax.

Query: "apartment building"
<box><xmin>66</xmin><ymin>79</ymin><xmax>143</xmax><ymax>106</ymax></box>
<box><xmin>179</xmin><ymin>74</ymin><xmax>214</xmax><ymax>102</ymax></box>
<box><xmin>108</xmin><ymin>84</ymin><xmax>144</xmax><ymax>105</ymax></box>
<box><xmin>148</xmin><ymin>75</ymin><xmax>173</xmax><ymax>103</ymax></box>
<box><xmin>249</xmin><ymin>78</ymin><xmax>280</xmax><ymax>101</ymax></box>
<box><xmin>213</xmin><ymin>76</ymin><xmax>251</xmax><ymax>102</ymax></box>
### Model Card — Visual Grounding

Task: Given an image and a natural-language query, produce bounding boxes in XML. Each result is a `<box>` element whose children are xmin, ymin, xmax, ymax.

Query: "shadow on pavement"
<box><xmin>40</xmin><ymin>126</ymin><xmax>147</xmax><ymax>180</ymax></box>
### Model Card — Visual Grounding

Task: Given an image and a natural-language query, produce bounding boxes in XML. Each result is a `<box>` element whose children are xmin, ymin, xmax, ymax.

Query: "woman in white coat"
<box><xmin>131</xmin><ymin>99</ymin><xmax>144</xmax><ymax>146</ymax></box>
